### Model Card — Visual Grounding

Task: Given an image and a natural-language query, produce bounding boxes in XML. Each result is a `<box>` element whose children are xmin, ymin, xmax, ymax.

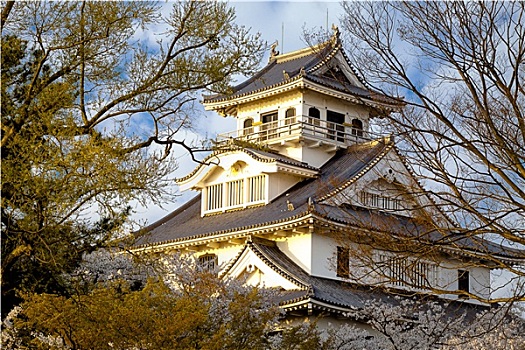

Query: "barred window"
<box><xmin>198</xmin><ymin>254</ymin><xmax>218</xmax><ymax>271</ymax></box>
<box><xmin>378</xmin><ymin>254</ymin><xmax>436</xmax><ymax>290</ymax></box>
<box><xmin>360</xmin><ymin>191</ymin><xmax>402</xmax><ymax>211</ymax></box>
<box><xmin>226</xmin><ymin>179</ymin><xmax>244</xmax><ymax>207</ymax></box>
<box><xmin>206</xmin><ymin>183</ymin><xmax>223</xmax><ymax>211</ymax></box>
<box><xmin>204</xmin><ymin>175</ymin><xmax>267</xmax><ymax>214</ymax></box>
<box><xmin>248</xmin><ymin>175</ymin><xmax>266</xmax><ymax>202</ymax></box>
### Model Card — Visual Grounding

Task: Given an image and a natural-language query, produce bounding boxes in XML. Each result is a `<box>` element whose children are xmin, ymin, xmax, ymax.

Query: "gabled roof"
<box><xmin>222</xmin><ymin>237</ymin><xmax>491</xmax><ymax>316</ymax></box>
<box><xmin>133</xmin><ymin>139</ymin><xmax>524</xmax><ymax>263</ymax></box>
<box><xmin>134</xmin><ymin>138</ymin><xmax>391</xmax><ymax>249</ymax></box>
<box><xmin>178</xmin><ymin>146</ymin><xmax>318</xmax><ymax>183</ymax></box>
<box><xmin>203</xmin><ymin>31</ymin><xmax>401</xmax><ymax>111</ymax></box>
<box><xmin>222</xmin><ymin>237</ymin><xmax>391</xmax><ymax>312</ymax></box>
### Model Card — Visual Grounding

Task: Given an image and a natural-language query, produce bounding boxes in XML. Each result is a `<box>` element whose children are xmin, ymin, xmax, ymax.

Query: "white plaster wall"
<box><xmin>302</xmin><ymin>90</ymin><xmax>371</xmax><ymax>128</ymax></box>
<box><xmin>268</xmin><ymin>173</ymin><xmax>303</xmax><ymax>201</ymax></box>
<box><xmin>436</xmin><ymin>260</ymin><xmax>491</xmax><ymax>301</ymax></box>
<box><xmin>194</xmin><ymin>244</ymin><xmax>243</xmax><ymax>270</ymax></box>
<box><xmin>311</xmin><ymin>234</ymin><xmax>338</xmax><ymax>278</ymax></box>
<box><xmin>236</xmin><ymin>90</ymin><xmax>303</xmax><ymax>127</ymax></box>
<box><xmin>276</xmin><ymin>234</ymin><xmax>313</xmax><ymax>274</ymax></box>
<box><xmin>470</xmin><ymin>266</ymin><xmax>491</xmax><ymax>299</ymax></box>
<box><xmin>283</xmin><ymin>314</ymin><xmax>380</xmax><ymax>338</ymax></box>
<box><xmin>301</xmin><ymin>147</ymin><xmax>335</xmax><ymax>168</ymax></box>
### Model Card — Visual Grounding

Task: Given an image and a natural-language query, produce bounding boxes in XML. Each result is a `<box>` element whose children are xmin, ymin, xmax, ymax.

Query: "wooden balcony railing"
<box><xmin>216</xmin><ymin>115</ymin><xmax>383</xmax><ymax>147</ymax></box>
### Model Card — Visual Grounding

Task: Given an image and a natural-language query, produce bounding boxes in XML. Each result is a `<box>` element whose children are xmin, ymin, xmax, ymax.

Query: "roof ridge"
<box><xmin>274</xmin><ymin>38</ymin><xmax>332</xmax><ymax>64</ymax></box>
<box><xmin>317</xmin><ymin>137</ymin><xmax>395</xmax><ymax>202</ymax></box>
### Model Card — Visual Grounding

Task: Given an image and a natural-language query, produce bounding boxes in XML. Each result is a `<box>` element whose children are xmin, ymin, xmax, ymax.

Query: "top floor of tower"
<box><xmin>203</xmin><ymin>27</ymin><xmax>403</xmax><ymax>167</ymax></box>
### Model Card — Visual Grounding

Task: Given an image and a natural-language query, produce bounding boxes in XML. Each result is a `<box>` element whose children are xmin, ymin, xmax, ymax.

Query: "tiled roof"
<box><xmin>203</xmin><ymin>39</ymin><xmax>399</xmax><ymax>107</ymax></box>
<box><xmin>177</xmin><ymin>146</ymin><xmax>318</xmax><ymax>183</ymax></box>
<box><xmin>314</xmin><ymin>203</ymin><xmax>524</xmax><ymax>261</ymax></box>
<box><xmin>134</xmin><ymin>139</ymin><xmax>391</xmax><ymax>248</ymax></box>
<box><xmin>133</xmin><ymin>139</ymin><xmax>524</xmax><ymax>261</ymax></box>
<box><xmin>235</xmin><ymin>238</ymin><xmax>490</xmax><ymax>317</ymax></box>
<box><xmin>248</xmin><ymin>237</ymin><xmax>388</xmax><ymax>310</ymax></box>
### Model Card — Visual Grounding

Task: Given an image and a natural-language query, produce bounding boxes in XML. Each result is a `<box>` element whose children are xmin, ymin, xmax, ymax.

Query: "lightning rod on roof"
<box><xmin>326</xmin><ymin>8</ymin><xmax>329</xmax><ymax>33</ymax></box>
<box><xmin>282</xmin><ymin>22</ymin><xmax>284</xmax><ymax>53</ymax></box>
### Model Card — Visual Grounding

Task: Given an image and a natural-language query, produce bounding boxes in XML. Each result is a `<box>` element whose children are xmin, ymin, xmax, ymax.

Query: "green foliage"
<box><xmin>1</xmin><ymin>1</ymin><xmax>265</xmax><ymax>317</ymax></box>
<box><xmin>8</xmin><ymin>277</ymin><xmax>278</xmax><ymax>349</ymax></box>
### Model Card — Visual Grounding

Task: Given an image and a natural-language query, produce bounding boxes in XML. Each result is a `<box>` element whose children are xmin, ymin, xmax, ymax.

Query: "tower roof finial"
<box><xmin>330</xmin><ymin>24</ymin><xmax>340</xmax><ymax>45</ymax></box>
<box><xmin>269</xmin><ymin>40</ymin><xmax>279</xmax><ymax>62</ymax></box>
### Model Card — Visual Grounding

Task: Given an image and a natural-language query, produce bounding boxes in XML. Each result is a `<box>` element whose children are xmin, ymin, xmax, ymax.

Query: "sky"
<box><xmin>131</xmin><ymin>1</ymin><xmax>345</xmax><ymax>224</ymax></box>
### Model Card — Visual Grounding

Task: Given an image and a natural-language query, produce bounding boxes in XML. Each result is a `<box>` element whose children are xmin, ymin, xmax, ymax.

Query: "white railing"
<box><xmin>217</xmin><ymin>115</ymin><xmax>383</xmax><ymax>146</ymax></box>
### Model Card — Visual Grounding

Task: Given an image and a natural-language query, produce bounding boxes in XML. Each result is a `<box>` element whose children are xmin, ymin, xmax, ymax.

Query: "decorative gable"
<box><xmin>177</xmin><ymin>148</ymin><xmax>319</xmax><ymax>216</ymax></box>
<box><xmin>222</xmin><ymin>240</ymin><xmax>306</xmax><ymax>291</ymax></box>
<box><xmin>319</xmin><ymin>143</ymin><xmax>447</xmax><ymax>222</ymax></box>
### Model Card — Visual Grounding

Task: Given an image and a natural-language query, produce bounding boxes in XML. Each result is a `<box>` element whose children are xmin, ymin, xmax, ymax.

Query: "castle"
<box><xmin>132</xmin><ymin>29</ymin><xmax>521</xmax><ymax>328</ymax></box>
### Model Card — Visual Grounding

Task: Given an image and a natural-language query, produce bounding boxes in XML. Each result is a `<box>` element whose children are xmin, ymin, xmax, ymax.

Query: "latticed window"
<box><xmin>248</xmin><ymin>175</ymin><xmax>266</xmax><ymax>202</ymax></box>
<box><xmin>360</xmin><ymin>191</ymin><xmax>402</xmax><ymax>211</ymax></box>
<box><xmin>226</xmin><ymin>179</ymin><xmax>244</xmax><ymax>207</ymax></box>
<box><xmin>198</xmin><ymin>254</ymin><xmax>217</xmax><ymax>271</ymax></box>
<box><xmin>378</xmin><ymin>254</ymin><xmax>436</xmax><ymax>290</ymax></box>
<box><xmin>206</xmin><ymin>183</ymin><xmax>223</xmax><ymax>211</ymax></box>
<box><xmin>204</xmin><ymin>175</ymin><xmax>267</xmax><ymax>214</ymax></box>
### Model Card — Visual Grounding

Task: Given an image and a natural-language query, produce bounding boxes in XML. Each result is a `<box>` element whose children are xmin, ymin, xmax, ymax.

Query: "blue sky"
<box><xmin>132</xmin><ymin>1</ymin><xmax>345</xmax><ymax>224</ymax></box>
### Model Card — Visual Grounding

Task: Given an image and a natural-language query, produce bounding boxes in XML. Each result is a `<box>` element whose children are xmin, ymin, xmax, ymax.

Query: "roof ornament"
<box><xmin>307</xmin><ymin>196</ymin><xmax>315</xmax><ymax>209</ymax></box>
<box><xmin>299</xmin><ymin>67</ymin><xmax>306</xmax><ymax>77</ymax></box>
<box><xmin>283</xmin><ymin>70</ymin><xmax>290</xmax><ymax>80</ymax></box>
<box><xmin>330</xmin><ymin>24</ymin><xmax>340</xmax><ymax>46</ymax></box>
<box><xmin>269</xmin><ymin>40</ymin><xmax>279</xmax><ymax>62</ymax></box>
<box><xmin>287</xmin><ymin>200</ymin><xmax>295</xmax><ymax>211</ymax></box>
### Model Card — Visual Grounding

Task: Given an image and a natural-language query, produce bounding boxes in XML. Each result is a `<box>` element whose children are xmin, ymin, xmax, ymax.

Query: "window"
<box><xmin>198</xmin><ymin>254</ymin><xmax>218</xmax><ymax>271</ymax></box>
<box><xmin>337</xmin><ymin>246</ymin><xmax>350</xmax><ymax>277</ymax></box>
<box><xmin>378</xmin><ymin>254</ymin><xmax>436</xmax><ymax>290</ymax></box>
<box><xmin>308</xmin><ymin>107</ymin><xmax>321</xmax><ymax>126</ymax></box>
<box><xmin>243</xmin><ymin>118</ymin><xmax>253</xmax><ymax>136</ymax></box>
<box><xmin>248</xmin><ymin>175</ymin><xmax>265</xmax><ymax>202</ymax></box>
<box><xmin>226</xmin><ymin>179</ymin><xmax>244</xmax><ymax>207</ymax></box>
<box><xmin>285</xmin><ymin>108</ymin><xmax>296</xmax><ymax>124</ymax></box>
<box><xmin>327</xmin><ymin>110</ymin><xmax>345</xmax><ymax>142</ymax></box>
<box><xmin>360</xmin><ymin>192</ymin><xmax>402</xmax><ymax>211</ymax></box>
<box><xmin>458</xmin><ymin>270</ymin><xmax>470</xmax><ymax>296</ymax></box>
<box><xmin>206</xmin><ymin>183</ymin><xmax>223</xmax><ymax>211</ymax></box>
<box><xmin>261</xmin><ymin>111</ymin><xmax>278</xmax><ymax>139</ymax></box>
<box><xmin>204</xmin><ymin>175</ymin><xmax>267</xmax><ymax>214</ymax></box>
<box><xmin>351</xmin><ymin>118</ymin><xmax>363</xmax><ymax>137</ymax></box>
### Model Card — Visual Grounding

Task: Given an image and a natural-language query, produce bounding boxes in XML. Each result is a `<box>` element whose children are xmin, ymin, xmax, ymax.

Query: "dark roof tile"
<box><xmin>134</xmin><ymin>139</ymin><xmax>390</xmax><ymax>247</ymax></box>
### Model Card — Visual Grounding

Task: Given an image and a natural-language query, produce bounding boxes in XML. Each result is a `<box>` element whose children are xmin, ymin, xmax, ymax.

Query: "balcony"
<box><xmin>216</xmin><ymin>115</ymin><xmax>383</xmax><ymax>149</ymax></box>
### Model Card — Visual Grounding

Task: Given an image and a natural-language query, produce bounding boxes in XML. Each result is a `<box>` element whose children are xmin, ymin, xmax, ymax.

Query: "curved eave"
<box><xmin>131</xmin><ymin>213</ymin><xmax>315</xmax><ymax>253</ymax></box>
<box><xmin>203</xmin><ymin>76</ymin><xmax>304</xmax><ymax>113</ymax></box>
<box><xmin>302</xmin><ymin>79</ymin><xmax>401</xmax><ymax>112</ymax></box>
<box><xmin>310</xmin><ymin>212</ymin><xmax>524</xmax><ymax>265</ymax></box>
<box><xmin>281</xmin><ymin>298</ymin><xmax>358</xmax><ymax>316</ymax></box>
<box><xmin>204</xmin><ymin>76</ymin><xmax>401</xmax><ymax>115</ymax></box>
<box><xmin>177</xmin><ymin>149</ymin><xmax>319</xmax><ymax>191</ymax></box>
